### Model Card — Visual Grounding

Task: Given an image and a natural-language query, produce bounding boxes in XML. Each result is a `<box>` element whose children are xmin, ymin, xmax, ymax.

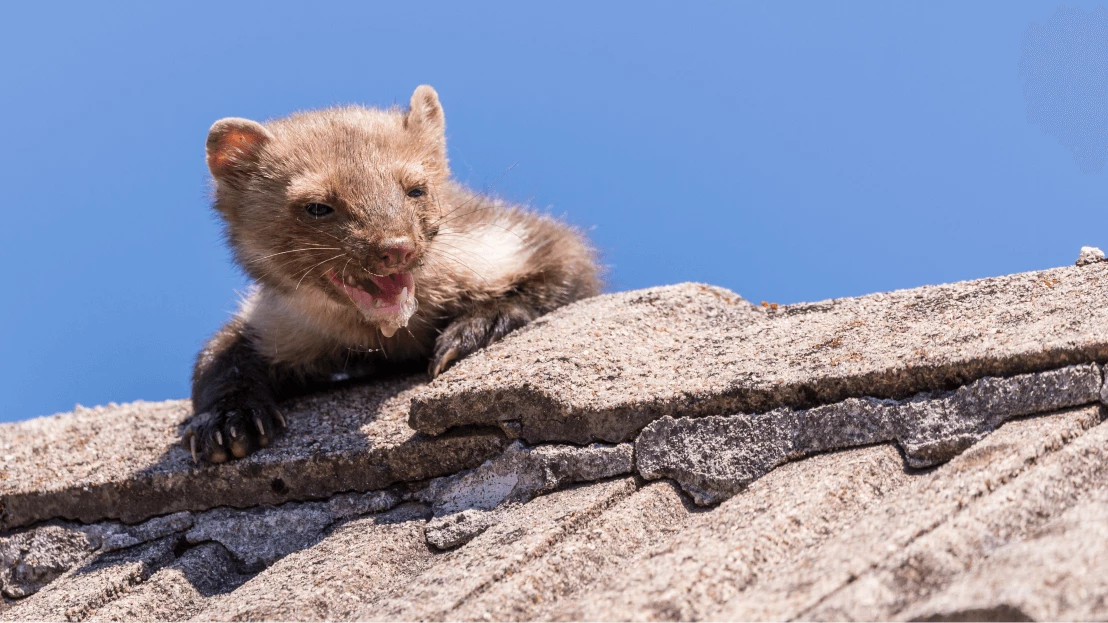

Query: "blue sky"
<box><xmin>2</xmin><ymin>1</ymin><xmax>1106</xmax><ymax>422</ymax></box>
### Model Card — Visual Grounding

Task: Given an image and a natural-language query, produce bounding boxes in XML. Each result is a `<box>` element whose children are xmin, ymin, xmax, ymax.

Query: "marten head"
<box><xmin>206</xmin><ymin>86</ymin><xmax>448</xmax><ymax>335</ymax></box>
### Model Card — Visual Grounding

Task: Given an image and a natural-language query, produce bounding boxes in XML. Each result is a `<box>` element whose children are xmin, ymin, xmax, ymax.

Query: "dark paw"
<box><xmin>430</xmin><ymin>304</ymin><xmax>534</xmax><ymax>378</ymax></box>
<box><xmin>182</xmin><ymin>400</ymin><xmax>287</xmax><ymax>464</ymax></box>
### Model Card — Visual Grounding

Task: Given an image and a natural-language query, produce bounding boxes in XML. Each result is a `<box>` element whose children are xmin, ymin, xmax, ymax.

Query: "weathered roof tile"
<box><xmin>6</xmin><ymin>262</ymin><xmax>1108</xmax><ymax>620</ymax></box>
<box><xmin>412</xmin><ymin>263</ymin><xmax>1108</xmax><ymax>443</ymax></box>
<box><xmin>0</xmin><ymin>377</ymin><xmax>505</xmax><ymax>530</ymax></box>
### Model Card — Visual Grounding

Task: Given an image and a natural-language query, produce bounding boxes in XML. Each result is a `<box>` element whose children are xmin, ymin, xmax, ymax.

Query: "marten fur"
<box><xmin>185</xmin><ymin>85</ymin><xmax>599</xmax><ymax>462</ymax></box>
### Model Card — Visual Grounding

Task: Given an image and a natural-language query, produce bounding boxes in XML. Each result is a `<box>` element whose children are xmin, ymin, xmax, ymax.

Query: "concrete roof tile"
<box><xmin>6</xmin><ymin>262</ymin><xmax>1108</xmax><ymax>620</ymax></box>
<box><xmin>412</xmin><ymin>263</ymin><xmax>1108</xmax><ymax>444</ymax></box>
<box><xmin>0</xmin><ymin>377</ymin><xmax>505</xmax><ymax>530</ymax></box>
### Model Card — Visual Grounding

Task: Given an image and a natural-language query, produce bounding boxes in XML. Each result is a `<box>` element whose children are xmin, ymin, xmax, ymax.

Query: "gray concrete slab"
<box><xmin>7</xmin><ymin>263</ymin><xmax>1108</xmax><ymax>621</ymax></box>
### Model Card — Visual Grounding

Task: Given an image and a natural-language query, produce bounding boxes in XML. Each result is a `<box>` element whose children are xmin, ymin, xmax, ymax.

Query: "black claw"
<box><xmin>182</xmin><ymin>400</ymin><xmax>285</xmax><ymax>463</ymax></box>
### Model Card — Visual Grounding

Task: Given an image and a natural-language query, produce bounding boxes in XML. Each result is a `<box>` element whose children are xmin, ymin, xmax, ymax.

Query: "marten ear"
<box><xmin>206</xmin><ymin>118</ymin><xmax>271</xmax><ymax>183</ymax></box>
<box><xmin>405</xmin><ymin>85</ymin><xmax>446</xmax><ymax>165</ymax></box>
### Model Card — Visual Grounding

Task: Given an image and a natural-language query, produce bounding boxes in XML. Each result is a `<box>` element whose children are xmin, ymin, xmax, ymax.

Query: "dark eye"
<box><xmin>304</xmin><ymin>203</ymin><xmax>333</xmax><ymax>217</ymax></box>
<box><xmin>406</xmin><ymin>188</ymin><xmax>425</xmax><ymax>198</ymax></box>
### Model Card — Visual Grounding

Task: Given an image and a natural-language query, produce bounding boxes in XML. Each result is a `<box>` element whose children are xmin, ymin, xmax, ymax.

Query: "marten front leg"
<box><xmin>184</xmin><ymin>318</ymin><xmax>289</xmax><ymax>463</ymax></box>
<box><xmin>430</xmin><ymin>296</ymin><xmax>539</xmax><ymax>378</ymax></box>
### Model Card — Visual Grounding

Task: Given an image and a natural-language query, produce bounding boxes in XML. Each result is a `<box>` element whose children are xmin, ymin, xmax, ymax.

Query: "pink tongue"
<box><xmin>369</xmin><ymin>272</ymin><xmax>414</xmax><ymax>301</ymax></box>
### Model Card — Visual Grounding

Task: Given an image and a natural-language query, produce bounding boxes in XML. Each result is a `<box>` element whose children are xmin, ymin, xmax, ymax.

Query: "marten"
<box><xmin>184</xmin><ymin>85</ymin><xmax>600</xmax><ymax>463</ymax></box>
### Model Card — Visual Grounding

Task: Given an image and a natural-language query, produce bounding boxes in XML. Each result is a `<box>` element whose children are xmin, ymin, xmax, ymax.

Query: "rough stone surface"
<box><xmin>195</xmin><ymin>504</ymin><xmax>434</xmax><ymax>621</ymax></box>
<box><xmin>326</xmin><ymin>489</ymin><xmax>401</xmax><ymax>520</ymax></box>
<box><xmin>550</xmin><ymin>445</ymin><xmax>912</xmax><ymax>621</ymax></box>
<box><xmin>1</xmin><ymin>538</ymin><xmax>175</xmax><ymax>622</ymax></box>
<box><xmin>719</xmin><ymin>404</ymin><xmax>1106</xmax><ymax>621</ymax></box>
<box><xmin>185</xmin><ymin>502</ymin><xmax>334</xmax><ymax>569</ymax></box>
<box><xmin>637</xmin><ymin>364</ymin><xmax>1101</xmax><ymax>503</ymax></box>
<box><xmin>5</xmin><ymin>407</ymin><xmax>1108</xmax><ymax>621</ymax></box>
<box><xmin>423</xmin><ymin>508</ymin><xmax>503</xmax><ymax>550</ymax></box>
<box><xmin>0</xmin><ymin>511</ymin><xmax>194</xmax><ymax>599</ymax></box>
<box><xmin>101</xmin><ymin>512</ymin><xmax>194</xmax><ymax>553</ymax></box>
<box><xmin>85</xmin><ymin>543</ymin><xmax>249</xmax><ymax>622</ymax></box>
<box><xmin>0</xmin><ymin>376</ymin><xmax>506</xmax><ymax>529</ymax></box>
<box><xmin>898</xmin><ymin>499</ymin><xmax>1108</xmax><ymax>622</ymax></box>
<box><xmin>415</xmin><ymin>440</ymin><xmax>634</xmax><ymax>548</ymax></box>
<box><xmin>0</xmin><ymin>524</ymin><xmax>98</xmax><ymax>599</ymax></box>
<box><xmin>0</xmin><ymin>494</ymin><xmax>403</xmax><ymax>608</ymax></box>
<box><xmin>451</xmin><ymin>480</ymin><xmax>696</xmax><ymax>621</ymax></box>
<box><xmin>418</xmin><ymin>440</ymin><xmax>634</xmax><ymax>516</ymax></box>
<box><xmin>368</xmin><ymin>479</ymin><xmax>638</xmax><ymax>621</ymax></box>
<box><xmin>412</xmin><ymin>263</ymin><xmax>1108</xmax><ymax>444</ymax></box>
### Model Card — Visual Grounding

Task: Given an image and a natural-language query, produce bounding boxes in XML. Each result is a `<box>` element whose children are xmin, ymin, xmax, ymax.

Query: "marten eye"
<box><xmin>406</xmin><ymin>188</ymin><xmax>425</xmax><ymax>198</ymax></box>
<box><xmin>304</xmin><ymin>203</ymin><xmax>333</xmax><ymax>217</ymax></box>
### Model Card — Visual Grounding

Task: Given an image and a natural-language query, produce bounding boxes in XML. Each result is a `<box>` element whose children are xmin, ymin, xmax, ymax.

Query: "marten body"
<box><xmin>185</xmin><ymin>86</ymin><xmax>599</xmax><ymax>462</ymax></box>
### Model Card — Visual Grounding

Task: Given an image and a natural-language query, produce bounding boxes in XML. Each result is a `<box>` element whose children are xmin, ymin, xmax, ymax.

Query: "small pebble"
<box><xmin>1076</xmin><ymin>246</ymin><xmax>1105</xmax><ymax>266</ymax></box>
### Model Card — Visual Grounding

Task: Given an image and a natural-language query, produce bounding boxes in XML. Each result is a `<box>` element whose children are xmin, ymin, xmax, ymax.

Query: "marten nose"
<box><xmin>377</xmin><ymin>238</ymin><xmax>416</xmax><ymax>269</ymax></box>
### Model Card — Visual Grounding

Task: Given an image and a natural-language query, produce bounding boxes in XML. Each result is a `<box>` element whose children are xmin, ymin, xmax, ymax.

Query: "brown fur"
<box><xmin>185</xmin><ymin>86</ymin><xmax>600</xmax><ymax>462</ymax></box>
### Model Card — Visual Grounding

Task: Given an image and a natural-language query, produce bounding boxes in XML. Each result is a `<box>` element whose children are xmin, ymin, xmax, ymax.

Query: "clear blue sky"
<box><xmin>2</xmin><ymin>1</ymin><xmax>1105</xmax><ymax>422</ymax></box>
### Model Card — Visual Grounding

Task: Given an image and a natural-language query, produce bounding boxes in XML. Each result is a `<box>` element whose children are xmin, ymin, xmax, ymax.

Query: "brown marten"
<box><xmin>185</xmin><ymin>85</ymin><xmax>600</xmax><ymax>462</ymax></box>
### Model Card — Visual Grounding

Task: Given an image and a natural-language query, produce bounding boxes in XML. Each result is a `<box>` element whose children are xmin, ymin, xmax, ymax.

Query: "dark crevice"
<box><xmin>918</xmin><ymin>605</ymin><xmax>1035</xmax><ymax>622</ymax></box>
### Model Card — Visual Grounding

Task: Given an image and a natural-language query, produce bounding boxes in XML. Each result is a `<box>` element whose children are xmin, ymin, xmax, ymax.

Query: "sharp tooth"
<box><xmin>373</xmin><ymin>298</ymin><xmax>385</xmax><ymax>308</ymax></box>
<box><xmin>344</xmin><ymin>275</ymin><xmax>356</xmax><ymax>286</ymax></box>
<box><xmin>399</xmin><ymin>289</ymin><xmax>417</xmax><ymax>327</ymax></box>
<box><xmin>400</xmin><ymin>287</ymin><xmax>408</xmax><ymax>301</ymax></box>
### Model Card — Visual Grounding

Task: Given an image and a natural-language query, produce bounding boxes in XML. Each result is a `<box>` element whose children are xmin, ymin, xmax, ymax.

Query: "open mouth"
<box><xmin>326</xmin><ymin>269</ymin><xmax>418</xmax><ymax>337</ymax></box>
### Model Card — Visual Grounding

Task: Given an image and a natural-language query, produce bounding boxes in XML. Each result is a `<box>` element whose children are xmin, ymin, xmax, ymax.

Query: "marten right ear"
<box><xmin>405</xmin><ymin>85</ymin><xmax>447</xmax><ymax>167</ymax></box>
<box><xmin>206</xmin><ymin>118</ymin><xmax>271</xmax><ymax>183</ymax></box>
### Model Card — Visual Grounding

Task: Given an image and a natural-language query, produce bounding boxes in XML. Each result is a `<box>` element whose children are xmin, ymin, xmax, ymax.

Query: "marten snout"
<box><xmin>362</xmin><ymin>236</ymin><xmax>418</xmax><ymax>275</ymax></box>
<box><xmin>376</xmin><ymin>238</ymin><xmax>416</xmax><ymax>270</ymax></box>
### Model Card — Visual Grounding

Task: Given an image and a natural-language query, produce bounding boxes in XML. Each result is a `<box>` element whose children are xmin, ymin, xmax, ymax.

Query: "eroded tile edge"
<box><xmin>636</xmin><ymin>364</ymin><xmax>1105</xmax><ymax>504</ymax></box>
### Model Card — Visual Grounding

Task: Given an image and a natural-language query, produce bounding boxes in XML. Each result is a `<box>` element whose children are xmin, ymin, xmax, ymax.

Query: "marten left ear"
<box><xmin>206</xmin><ymin>118</ymin><xmax>272</xmax><ymax>184</ymax></box>
<box><xmin>405</xmin><ymin>85</ymin><xmax>447</xmax><ymax>166</ymax></box>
